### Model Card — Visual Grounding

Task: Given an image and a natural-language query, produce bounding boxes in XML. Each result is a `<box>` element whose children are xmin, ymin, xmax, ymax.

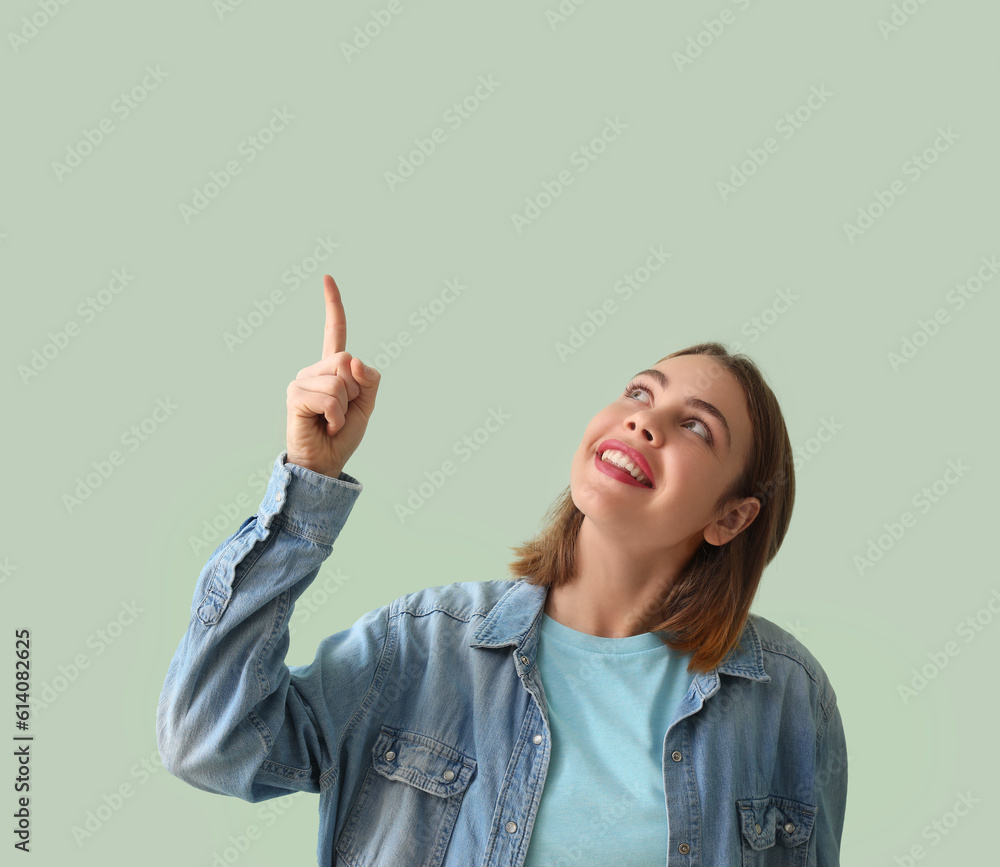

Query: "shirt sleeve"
<box><xmin>155</xmin><ymin>452</ymin><xmax>390</xmax><ymax>803</ymax></box>
<box><xmin>810</xmin><ymin>691</ymin><xmax>848</xmax><ymax>866</ymax></box>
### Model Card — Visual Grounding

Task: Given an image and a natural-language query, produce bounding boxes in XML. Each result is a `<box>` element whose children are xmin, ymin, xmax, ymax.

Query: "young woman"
<box><xmin>157</xmin><ymin>275</ymin><xmax>847</xmax><ymax>866</ymax></box>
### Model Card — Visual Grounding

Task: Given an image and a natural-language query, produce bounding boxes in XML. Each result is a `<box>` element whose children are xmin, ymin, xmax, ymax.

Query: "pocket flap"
<box><xmin>737</xmin><ymin>795</ymin><xmax>816</xmax><ymax>850</ymax></box>
<box><xmin>371</xmin><ymin>725</ymin><xmax>476</xmax><ymax>797</ymax></box>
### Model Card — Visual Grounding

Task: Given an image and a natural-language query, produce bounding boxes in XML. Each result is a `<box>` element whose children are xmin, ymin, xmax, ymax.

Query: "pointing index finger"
<box><xmin>322</xmin><ymin>274</ymin><xmax>347</xmax><ymax>359</ymax></box>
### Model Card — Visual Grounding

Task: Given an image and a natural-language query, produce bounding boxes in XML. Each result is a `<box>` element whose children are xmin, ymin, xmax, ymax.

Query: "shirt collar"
<box><xmin>470</xmin><ymin>578</ymin><xmax>770</xmax><ymax>683</ymax></box>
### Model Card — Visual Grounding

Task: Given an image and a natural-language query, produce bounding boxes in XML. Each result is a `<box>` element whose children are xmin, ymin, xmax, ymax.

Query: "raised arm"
<box><xmin>156</xmin><ymin>276</ymin><xmax>384</xmax><ymax>802</ymax></box>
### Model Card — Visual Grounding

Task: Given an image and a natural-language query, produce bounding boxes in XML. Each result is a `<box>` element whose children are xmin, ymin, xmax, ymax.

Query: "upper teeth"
<box><xmin>600</xmin><ymin>449</ymin><xmax>652</xmax><ymax>486</ymax></box>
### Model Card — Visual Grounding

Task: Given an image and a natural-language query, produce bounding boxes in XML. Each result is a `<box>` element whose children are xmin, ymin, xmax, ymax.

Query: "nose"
<box><xmin>625</xmin><ymin>418</ymin><xmax>656</xmax><ymax>442</ymax></box>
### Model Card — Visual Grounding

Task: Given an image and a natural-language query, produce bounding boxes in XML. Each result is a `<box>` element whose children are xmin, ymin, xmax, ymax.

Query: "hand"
<box><xmin>285</xmin><ymin>275</ymin><xmax>380</xmax><ymax>478</ymax></box>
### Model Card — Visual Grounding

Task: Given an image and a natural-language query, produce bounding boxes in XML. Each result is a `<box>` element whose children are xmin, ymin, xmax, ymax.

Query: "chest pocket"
<box><xmin>737</xmin><ymin>795</ymin><xmax>816</xmax><ymax>867</ymax></box>
<box><xmin>335</xmin><ymin>725</ymin><xmax>476</xmax><ymax>867</ymax></box>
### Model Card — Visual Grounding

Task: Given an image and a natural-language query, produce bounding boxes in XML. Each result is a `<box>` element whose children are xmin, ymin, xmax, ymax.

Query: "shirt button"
<box><xmin>384</xmin><ymin>751</ymin><xmax>396</xmax><ymax>762</ymax></box>
<box><xmin>784</xmin><ymin>822</ymin><xmax>796</xmax><ymax>833</ymax></box>
<box><xmin>755</xmin><ymin>823</ymin><xmax>762</xmax><ymax>834</ymax></box>
<box><xmin>533</xmin><ymin>734</ymin><xmax>543</xmax><ymax>745</ymax></box>
<box><xmin>677</xmin><ymin>843</ymin><xmax>690</xmax><ymax>854</ymax></box>
<box><xmin>505</xmin><ymin>821</ymin><xmax>518</xmax><ymax>834</ymax></box>
<box><xmin>671</xmin><ymin>750</ymin><xmax>682</xmax><ymax>762</ymax></box>
<box><xmin>520</xmin><ymin>655</ymin><xmax>529</xmax><ymax>665</ymax></box>
<box><xmin>443</xmin><ymin>769</ymin><xmax>455</xmax><ymax>781</ymax></box>
<box><xmin>275</xmin><ymin>492</ymin><xmax>282</xmax><ymax>502</ymax></box>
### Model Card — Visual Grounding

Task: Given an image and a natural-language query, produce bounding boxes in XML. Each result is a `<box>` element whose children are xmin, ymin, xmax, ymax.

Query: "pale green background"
<box><xmin>2</xmin><ymin>0</ymin><xmax>997</xmax><ymax>863</ymax></box>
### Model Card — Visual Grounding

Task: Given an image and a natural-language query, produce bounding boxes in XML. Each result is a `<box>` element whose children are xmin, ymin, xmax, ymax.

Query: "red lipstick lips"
<box><xmin>595</xmin><ymin>439</ymin><xmax>655</xmax><ymax>488</ymax></box>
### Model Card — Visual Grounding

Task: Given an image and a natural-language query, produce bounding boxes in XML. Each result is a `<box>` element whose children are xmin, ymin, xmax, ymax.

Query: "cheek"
<box><xmin>569</xmin><ymin>446</ymin><xmax>590</xmax><ymax>487</ymax></box>
<box><xmin>583</xmin><ymin>411</ymin><xmax>611</xmax><ymax>434</ymax></box>
<box><xmin>659</xmin><ymin>451</ymin><xmax>711</xmax><ymax>498</ymax></box>
<box><xmin>576</xmin><ymin>414</ymin><xmax>611</xmax><ymax>457</ymax></box>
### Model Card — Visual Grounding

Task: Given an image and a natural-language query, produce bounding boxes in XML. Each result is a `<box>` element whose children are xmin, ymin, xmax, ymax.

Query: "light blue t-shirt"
<box><xmin>523</xmin><ymin>613</ymin><xmax>695</xmax><ymax>867</ymax></box>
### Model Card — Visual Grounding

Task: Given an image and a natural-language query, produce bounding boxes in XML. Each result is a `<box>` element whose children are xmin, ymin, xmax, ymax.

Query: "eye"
<box><xmin>682</xmin><ymin>419</ymin><xmax>711</xmax><ymax>442</ymax></box>
<box><xmin>623</xmin><ymin>381</ymin><xmax>652</xmax><ymax>402</ymax></box>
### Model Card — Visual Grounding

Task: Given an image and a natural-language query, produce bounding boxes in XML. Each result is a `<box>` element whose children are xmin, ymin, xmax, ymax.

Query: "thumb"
<box><xmin>350</xmin><ymin>357</ymin><xmax>380</xmax><ymax>405</ymax></box>
<box><xmin>353</xmin><ymin>356</ymin><xmax>377</xmax><ymax>382</ymax></box>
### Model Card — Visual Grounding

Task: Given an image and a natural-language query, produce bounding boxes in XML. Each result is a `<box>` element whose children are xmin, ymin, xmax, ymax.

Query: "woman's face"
<box><xmin>569</xmin><ymin>353</ymin><xmax>757</xmax><ymax>554</ymax></box>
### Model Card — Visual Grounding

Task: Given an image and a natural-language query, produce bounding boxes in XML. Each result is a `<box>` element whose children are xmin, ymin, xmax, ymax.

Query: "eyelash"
<box><xmin>622</xmin><ymin>378</ymin><xmax>714</xmax><ymax>446</ymax></box>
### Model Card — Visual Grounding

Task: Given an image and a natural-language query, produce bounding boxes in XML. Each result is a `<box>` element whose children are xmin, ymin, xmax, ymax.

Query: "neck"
<box><xmin>543</xmin><ymin>517</ymin><xmax>701</xmax><ymax>637</ymax></box>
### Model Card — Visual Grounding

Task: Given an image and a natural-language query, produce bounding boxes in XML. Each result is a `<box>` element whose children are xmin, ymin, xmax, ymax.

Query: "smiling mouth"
<box><xmin>597</xmin><ymin>450</ymin><xmax>654</xmax><ymax>487</ymax></box>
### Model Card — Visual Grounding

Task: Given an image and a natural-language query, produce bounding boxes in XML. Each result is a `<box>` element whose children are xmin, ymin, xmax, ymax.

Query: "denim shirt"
<box><xmin>157</xmin><ymin>452</ymin><xmax>848</xmax><ymax>867</ymax></box>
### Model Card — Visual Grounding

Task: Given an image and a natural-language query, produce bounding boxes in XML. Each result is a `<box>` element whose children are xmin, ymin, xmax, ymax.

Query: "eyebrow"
<box><xmin>630</xmin><ymin>368</ymin><xmax>732</xmax><ymax>452</ymax></box>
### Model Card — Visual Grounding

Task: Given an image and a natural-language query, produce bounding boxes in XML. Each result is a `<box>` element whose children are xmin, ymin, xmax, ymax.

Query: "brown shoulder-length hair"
<box><xmin>506</xmin><ymin>341</ymin><xmax>795</xmax><ymax>674</ymax></box>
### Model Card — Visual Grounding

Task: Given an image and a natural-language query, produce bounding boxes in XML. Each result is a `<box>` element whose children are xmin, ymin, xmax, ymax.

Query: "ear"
<box><xmin>703</xmin><ymin>496</ymin><xmax>761</xmax><ymax>547</ymax></box>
